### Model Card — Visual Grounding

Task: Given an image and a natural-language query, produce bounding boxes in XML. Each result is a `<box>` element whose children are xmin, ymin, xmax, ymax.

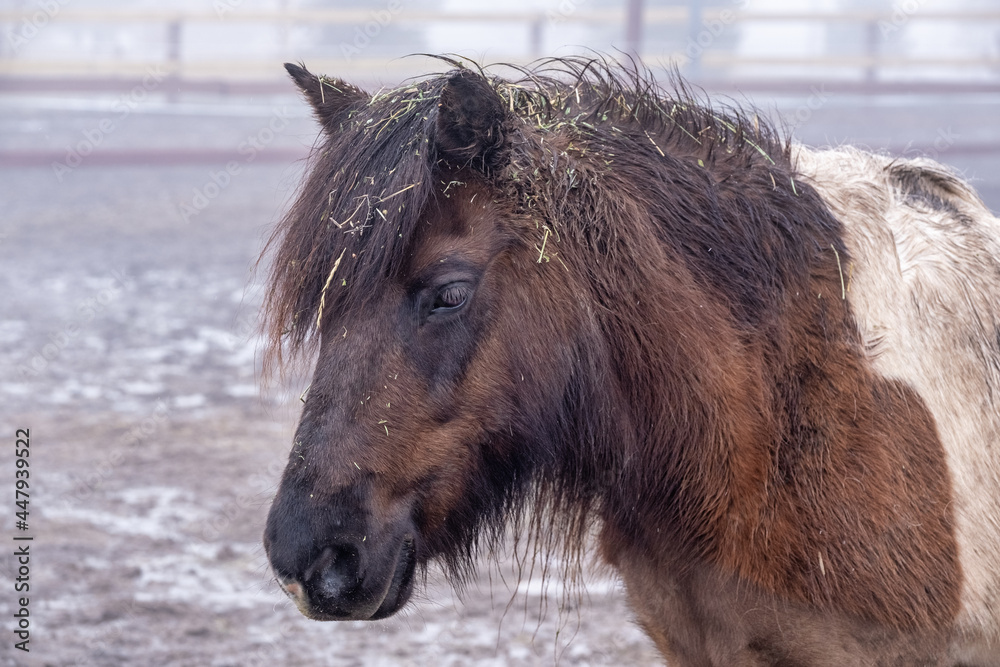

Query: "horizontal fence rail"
<box><xmin>1</xmin><ymin>6</ymin><xmax>999</xmax><ymax>84</ymax></box>
<box><xmin>2</xmin><ymin>8</ymin><xmax>999</xmax><ymax>178</ymax></box>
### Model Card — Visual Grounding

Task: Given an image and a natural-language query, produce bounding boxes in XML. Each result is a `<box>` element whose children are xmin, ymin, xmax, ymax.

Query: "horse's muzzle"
<box><xmin>263</xmin><ymin>480</ymin><xmax>418</xmax><ymax>621</ymax></box>
<box><xmin>273</xmin><ymin>534</ymin><xmax>416</xmax><ymax>621</ymax></box>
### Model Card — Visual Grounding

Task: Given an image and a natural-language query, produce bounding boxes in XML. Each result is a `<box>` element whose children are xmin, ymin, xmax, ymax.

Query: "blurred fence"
<box><xmin>1</xmin><ymin>4</ymin><xmax>999</xmax><ymax>92</ymax></box>
<box><xmin>2</xmin><ymin>3</ymin><xmax>999</xmax><ymax>182</ymax></box>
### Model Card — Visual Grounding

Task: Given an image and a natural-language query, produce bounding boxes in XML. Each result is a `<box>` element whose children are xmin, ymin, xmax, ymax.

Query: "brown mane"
<box><xmin>261</xmin><ymin>56</ymin><xmax>803</xmax><ymax>372</ymax></box>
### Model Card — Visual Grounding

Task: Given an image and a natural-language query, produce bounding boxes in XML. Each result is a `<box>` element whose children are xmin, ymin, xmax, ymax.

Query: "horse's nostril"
<box><xmin>305</xmin><ymin>543</ymin><xmax>362</xmax><ymax>600</ymax></box>
<box><xmin>302</xmin><ymin>546</ymin><xmax>333</xmax><ymax>583</ymax></box>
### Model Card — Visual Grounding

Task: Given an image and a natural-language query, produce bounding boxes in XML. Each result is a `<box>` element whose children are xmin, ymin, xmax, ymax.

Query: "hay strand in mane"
<box><xmin>259</xmin><ymin>55</ymin><xmax>793</xmax><ymax>379</ymax></box>
<box><xmin>315</xmin><ymin>247</ymin><xmax>346</xmax><ymax>330</ymax></box>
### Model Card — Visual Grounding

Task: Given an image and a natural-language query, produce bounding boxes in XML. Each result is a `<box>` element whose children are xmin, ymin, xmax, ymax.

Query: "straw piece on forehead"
<box><xmin>259</xmin><ymin>56</ymin><xmax>789</xmax><ymax>376</ymax></box>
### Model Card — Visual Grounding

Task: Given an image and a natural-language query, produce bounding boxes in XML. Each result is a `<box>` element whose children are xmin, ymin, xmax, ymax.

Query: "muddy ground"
<box><xmin>1</xmin><ymin>89</ymin><xmax>998</xmax><ymax>667</ymax></box>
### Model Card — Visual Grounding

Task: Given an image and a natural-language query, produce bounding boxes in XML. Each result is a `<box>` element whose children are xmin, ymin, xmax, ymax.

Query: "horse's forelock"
<box><xmin>260</xmin><ymin>56</ymin><xmax>791</xmax><ymax>377</ymax></box>
<box><xmin>260</xmin><ymin>80</ymin><xmax>444</xmax><ymax>375</ymax></box>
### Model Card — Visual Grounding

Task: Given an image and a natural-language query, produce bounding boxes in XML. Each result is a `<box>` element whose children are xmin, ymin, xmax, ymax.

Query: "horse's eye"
<box><xmin>431</xmin><ymin>282</ymin><xmax>470</xmax><ymax>313</ymax></box>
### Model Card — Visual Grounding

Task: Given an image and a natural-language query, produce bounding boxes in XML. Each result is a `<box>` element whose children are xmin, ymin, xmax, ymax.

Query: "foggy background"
<box><xmin>1</xmin><ymin>1</ymin><xmax>998</xmax><ymax>665</ymax></box>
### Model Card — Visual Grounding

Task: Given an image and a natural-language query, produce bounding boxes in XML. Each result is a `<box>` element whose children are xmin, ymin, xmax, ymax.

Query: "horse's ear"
<box><xmin>435</xmin><ymin>70</ymin><xmax>507</xmax><ymax>170</ymax></box>
<box><xmin>284</xmin><ymin>62</ymin><xmax>365</xmax><ymax>134</ymax></box>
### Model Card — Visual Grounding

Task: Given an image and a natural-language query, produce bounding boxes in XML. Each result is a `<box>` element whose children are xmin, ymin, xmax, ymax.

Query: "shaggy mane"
<box><xmin>260</xmin><ymin>56</ymin><xmax>792</xmax><ymax>376</ymax></box>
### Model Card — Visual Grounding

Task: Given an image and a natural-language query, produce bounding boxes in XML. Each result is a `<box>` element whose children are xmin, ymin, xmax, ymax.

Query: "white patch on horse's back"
<box><xmin>794</xmin><ymin>145</ymin><xmax>1000</xmax><ymax>662</ymax></box>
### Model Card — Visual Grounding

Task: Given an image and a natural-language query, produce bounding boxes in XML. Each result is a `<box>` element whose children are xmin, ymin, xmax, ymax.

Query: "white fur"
<box><xmin>795</xmin><ymin>146</ymin><xmax>1000</xmax><ymax>664</ymax></box>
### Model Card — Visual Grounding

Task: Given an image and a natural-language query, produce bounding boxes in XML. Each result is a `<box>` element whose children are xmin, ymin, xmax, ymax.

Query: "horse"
<box><xmin>260</xmin><ymin>57</ymin><xmax>1000</xmax><ymax>666</ymax></box>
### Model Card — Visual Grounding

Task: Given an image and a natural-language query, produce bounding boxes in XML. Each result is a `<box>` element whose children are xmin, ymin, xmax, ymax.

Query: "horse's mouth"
<box><xmin>277</xmin><ymin>535</ymin><xmax>417</xmax><ymax>622</ymax></box>
<box><xmin>369</xmin><ymin>536</ymin><xmax>416</xmax><ymax>620</ymax></box>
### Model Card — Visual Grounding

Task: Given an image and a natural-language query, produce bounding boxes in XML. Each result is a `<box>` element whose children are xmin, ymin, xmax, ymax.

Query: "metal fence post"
<box><xmin>530</xmin><ymin>14</ymin><xmax>544</xmax><ymax>58</ymax></box>
<box><xmin>625</xmin><ymin>0</ymin><xmax>644</xmax><ymax>60</ymax></box>
<box><xmin>687</xmin><ymin>0</ymin><xmax>703</xmax><ymax>78</ymax></box>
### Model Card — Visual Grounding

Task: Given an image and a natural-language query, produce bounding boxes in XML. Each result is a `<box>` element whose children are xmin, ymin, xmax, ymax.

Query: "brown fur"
<box><xmin>259</xmin><ymin>58</ymin><xmax>988</xmax><ymax>665</ymax></box>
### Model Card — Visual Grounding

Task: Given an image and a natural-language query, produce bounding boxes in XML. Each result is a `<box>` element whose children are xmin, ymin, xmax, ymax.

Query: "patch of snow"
<box><xmin>122</xmin><ymin>381</ymin><xmax>165</xmax><ymax>395</ymax></box>
<box><xmin>174</xmin><ymin>394</ymin><xmax>207</xmax><ymax>409</ymax></box>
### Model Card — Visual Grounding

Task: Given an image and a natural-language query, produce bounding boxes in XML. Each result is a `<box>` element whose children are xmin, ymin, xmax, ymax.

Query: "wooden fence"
<box><xmin>1</xmin><ymin>4</ymin><xmax>998</xmax><ymax>88</ymax></box>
